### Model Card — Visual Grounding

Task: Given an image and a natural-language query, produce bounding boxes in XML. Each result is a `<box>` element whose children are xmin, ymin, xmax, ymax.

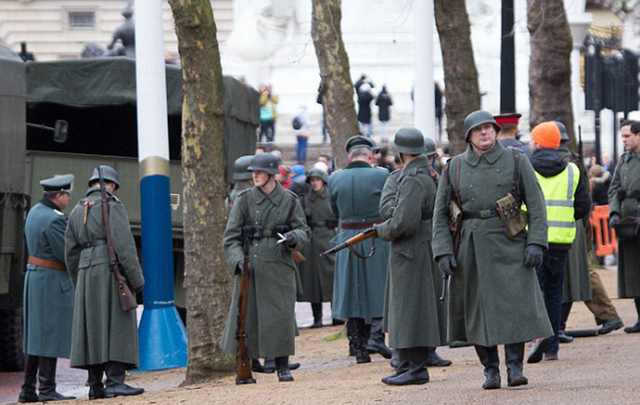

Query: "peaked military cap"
<box><xmin>493</xmin><ymin>112</ymin><xmax>521</xmax><ymax>126</ymax></box>
<box><xmin>345</xmin><ymin>135</ymin><xmax>375</xmax><ymax>153</ymax></box>
<box><xmin>40</xmin><ymin>174</ymin><xmax>74</xmax><ymax>193</ymax></box>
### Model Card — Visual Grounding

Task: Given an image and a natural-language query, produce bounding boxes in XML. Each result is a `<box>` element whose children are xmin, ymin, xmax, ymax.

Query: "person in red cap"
<box><xmin>495</xmin><ymin>113</ymin><xmax>531</xmax><ymax>158</ymax></box>
<box><xmin>526</xmin><ymin>122</ymin><xmax>591</xmax><ymax>363</ymax></box>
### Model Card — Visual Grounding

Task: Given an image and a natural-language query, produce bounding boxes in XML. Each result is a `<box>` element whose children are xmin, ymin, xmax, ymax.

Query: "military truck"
<box><xmin>0</xmin><ymin>46</ymin><xmax>259</xmax><ymax>371</ymax></box>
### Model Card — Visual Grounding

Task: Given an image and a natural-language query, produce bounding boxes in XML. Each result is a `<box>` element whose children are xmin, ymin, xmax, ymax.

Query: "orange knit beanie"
<box><xmin>531</xmin><ymin>122</ymin><xmax>561</xmax><ymax>149</ymax></box>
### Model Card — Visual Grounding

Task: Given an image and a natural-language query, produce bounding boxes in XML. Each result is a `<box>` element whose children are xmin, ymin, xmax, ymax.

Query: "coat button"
<box><xmin>471</xmin><ymin>198</ymin><xmax>476</xmax><ymax>202</ymax></box>
<box><xmin>497</xmin><ymin>169</ymin><xmax>500</xmax><ymax>173</ymax></box>
<box><xmin>470</xmin><ymin>184</ymin><xmax>474</xmax><ymax>188</ymax></box>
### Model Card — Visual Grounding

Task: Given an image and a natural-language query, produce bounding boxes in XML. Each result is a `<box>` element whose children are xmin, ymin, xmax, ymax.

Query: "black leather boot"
<box><xmin>251</xmin><ymin>358</ymin><xmax>266</xmax><ymax>373</ymax></box>
<box><xmin>426</xmin><ymin>347</ymin><xmax>452</xmax><ymax>367</ymax></box>
<box><xmin>104</xmin><ymin>361</ymin><xmax>144</xmax><ymax>398</ymax></box>
<box><xmin>18</xmin><ymin>355</ymin><xmax>39</xmax><ymax>403</ymax></box>
<box><xmin>385</xmin><ymin>347</ymin><xmax>429</xmax><ymax>386</ymax></box>
<box><xmin>382</xmin><ymin>349</ymin><xmax>408</xmax><ymax>383</ymax></box>
<box><xmin>262</xmin><ymin>358</ymin><xmax>277</xmax><ymax>373</ymax></box>
<box><xmin>311</xmin><ymin>303</ymin><xmax>323</xmax><ymax>328</ymax></box>
<box><xmin>366</xmin><ymin>318</ymin><xmax>392</xmax><ymax>359</ymax></box>
<box><xmin>351</xmin><ymin>318</ymin><xmax>371</xmax><ymax>364</ymax></box>
<box><xmin>37</xmin><ymin>357</ymin><xmax>76</xmax><ymax>401</ymax></box>
<box><xmin>474</xmin><ymin>345</ymin><xmax>501</xmax><ymax>390</ymax></box>
<box><xmin>87</xmin><ymin>364</ymin><xmax>106</xmax><ymax>400</ymax></box>
<box><xmin>275</xmin><ymin>356</ymin><xmax>294</xmax><ymax>382</ymax></box>
<box><xmin>505</xmin><ymin>343</ymin><xmax>528</xmax><ymax>387</ymax></box>
<box><xmin>347</xmin><ymin>320</ymin><xmax>357</xmax><ymax>356</ymax></box>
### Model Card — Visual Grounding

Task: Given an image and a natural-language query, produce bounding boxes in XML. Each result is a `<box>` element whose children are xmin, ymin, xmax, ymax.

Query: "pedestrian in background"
<box><xmin>292</xmin><ymin>106</ymin><xmax>310</xmax><ymax>164</ymax></box>
<box><xmin>375</xmin><ymin>86</ymin><xmax>393</xmax><ymax>142</ymax></box>
<box><xmin>19</xmin><ymin>175</ymin><xmax>76</xmax><ymax>403</ymax></box>
<box><xmin>356</xmin><ymin>83</ymin><xmax>374</xmax><ymax>137</ymax></box>
<box><xmin>65</xmin><ymin>166</ymin><xmax>145</xmax><ymax>399</ymax></box>
<box><xmin>259</xmin><ymin>84</ymin><xmax>278</xmax><ymax>143</ymax></box>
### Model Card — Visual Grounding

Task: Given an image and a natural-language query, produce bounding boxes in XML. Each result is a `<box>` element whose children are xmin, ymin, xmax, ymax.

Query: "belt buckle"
<box><xmin>480</xmin><ymin>209</ymin><xmax>491</xmax><ymax>219</ymax></box>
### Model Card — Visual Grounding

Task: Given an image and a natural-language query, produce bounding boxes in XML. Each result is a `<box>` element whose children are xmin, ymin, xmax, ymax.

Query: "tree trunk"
<box><xmin>168</xmin><ymin>0</ymin><xmax>234</xmax><ymax>384</ymax></box>
<box><xmin>311</xmin><ymin>0</ymin><xmax>359</xmax><ymax>168</ymax></box>
<box><xmin>527</xmin><ymin>0</ymin><xmax>574</xmax><ymax>143</ymax></box>
<box><xmin>434</xmin><ymin>0</ymin><xmax>481</xmax><ymax>156</ymax></box>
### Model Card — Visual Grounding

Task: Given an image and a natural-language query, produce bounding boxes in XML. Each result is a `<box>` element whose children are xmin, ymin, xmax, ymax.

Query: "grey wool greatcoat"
<box><xmin>23</xmin><ymin>199</ymin><xmax>74</xmax><ymax>359</ymax></box>
<box><xmin>558</xmin><ymin>146</ymin><xmax>592</xmax><ymax>303</ymax></box>
<box><xmin>65</xmin><ymin>188</ymin><xmax>145</xmax><ymax>369</ymax></box>
<box><xmin>221</xmin><ymin>183</ymin><xmax>310</xmax><ymax>358</ymax></box>
<box><xmin>328</xmin><ymin>161</ymin><xmax>390</xmax><ymax>320</ymax></box>
<box><xmin>376</xmin><ymin>156</ymin><xmax>447</xmax><ymax>349</ymax></box>
<box><xmin>432</xmin><ymin>143</ymin><xmax>553</xmax><ymax>347</ymax></box>
<box><xmin>297</xmin><ymin>187</ymin><xmax>337</xmax><ymax>303</ymax></box>
<box><xmin>608</xmin><ymin>150</ymin><xmax>640</xmax><ymax>298</ymax></box>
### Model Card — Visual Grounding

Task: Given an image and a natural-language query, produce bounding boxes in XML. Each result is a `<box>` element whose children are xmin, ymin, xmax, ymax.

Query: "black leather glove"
<box><xmin>437</xmin><ymin>255</ymin><xmax>457</xmax><ymax>277</ymax></box>
<box><xmin>609</xmin><ymin>214</ymin><xmax>621</xmax><ymax>228</ymax></box>
<box><xmin>524</xmin><ymin>245</ymin><xmax>544</xmax><ymax>268</ymax></box>
<box><xmin>236</xmin><ymin>259</ymin><xmax>249</xmax><ymax>275</ymax></box>
<box><xmin>283</xmin><ymin>231</ymin><xmax>298</xmax><ymax>248</ymax></box>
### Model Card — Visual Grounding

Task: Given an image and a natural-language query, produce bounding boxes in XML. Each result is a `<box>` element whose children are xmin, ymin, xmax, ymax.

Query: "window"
<box><xmin>69</xmin><ymin>11</ymin><xmax>95</xmax><ymax>30</ymax></box>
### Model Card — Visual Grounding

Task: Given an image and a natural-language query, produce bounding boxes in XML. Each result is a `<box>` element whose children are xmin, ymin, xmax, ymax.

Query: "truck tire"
<box><xmin>0</xmin><ymin>308</ymin><xmax>24</xmax><ymax>371</ymax></box>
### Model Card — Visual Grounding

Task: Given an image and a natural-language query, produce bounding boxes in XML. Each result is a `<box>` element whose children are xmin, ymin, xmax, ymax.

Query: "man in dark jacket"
<box><xmin>526</xmin><ymin>122</ymin><xmax>591</xmax><ymax>363</ymax></box>
<box><xmin>19</xmin><ymin>175</ymin><xmax>76</xmax><ymax>403</ymax></box>
<box><xmin>495</xmin><ymin>113</ymin><xmax>531</xmax><ymax>158</ymax></box>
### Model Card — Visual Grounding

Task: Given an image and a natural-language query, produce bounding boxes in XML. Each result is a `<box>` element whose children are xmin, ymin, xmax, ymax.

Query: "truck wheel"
<box><xmin>0</xmin><ymin>308</ymin><xmax>24</xmax><ymax>371</ymax></box>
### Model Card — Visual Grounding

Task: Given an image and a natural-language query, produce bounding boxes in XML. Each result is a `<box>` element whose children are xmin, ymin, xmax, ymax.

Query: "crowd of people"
<box><xmin>222</xmin><ymin>110</ymin><xmax>640</xmax><ymax>389</ymax></box>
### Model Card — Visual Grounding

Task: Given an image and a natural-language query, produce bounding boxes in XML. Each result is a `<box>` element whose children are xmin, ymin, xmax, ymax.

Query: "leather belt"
<box><xmin>341</xmin><ymin>220</ymin><xmax>382</xmax><ymax>230</ymax></box>
<box><xmin>462</xmin><ymin>209</ymin><xmax>499</xmax><ymax>220</ymax></box>
<box><xmin>82</xmin><ymin>239</ymin><xmax>107</xmax><ymax>249</ymax></box>
<box><xmin>27</xmin><ymin>256</ymin><xmax>66</xmax><ymax>271</ymax></box>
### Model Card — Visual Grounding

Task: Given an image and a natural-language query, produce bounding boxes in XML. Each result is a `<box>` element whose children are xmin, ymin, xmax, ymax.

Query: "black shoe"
<box><xmin>558</xmin><ymin>330</ymin><xmax>574</xmax><ymax>343</ymax></box>
<box><xmin>289</xmin><ymin>362</ymin><xmax>300</xmax><ymax>371</ymax></box>
<box><xmin>624</xmin><ymin>322</ymin><xmax>640</xmax><ymax>334</ymax></box>
<box><xmin>599</xmin><ymin>318</ymin><xmax>624</xmax><ymax>335</ymax></box>
<box><xmin>482</xmin><ymin>368</ymin><xmax>501</xmax><ymax>390</ymax></box>
<box><xmin>384</xmin><ymin>369</ymin><xmax>429</xmax><ymax>386</ymax></box>
<box><xmin>37</xmin><ymin>357</ymin><xmax>77</xmax><ymax>402</ymax></box>
<box><xmin>104</xmin><ymin>361</ymin><xmax>144</xmax><ymax>398</ymax></box>
<box><xmin>277</xmin><ymin>368</ymin><xmax>294</xmax><ymax>382</ymax></box>
<box><xmin>311</xmin><ymin>319</ymin><xmax>323</xmax><ymax>328</ymax></box>
<box><xmin>18</xmin><ymin>391</ymin><xmax>39</xmax><ymax>404</ymax></box>
<box><xmin>505</xmin><ymin>343</ymin><xmax>528</xmax><ymax>387</ymax></box>
<box><xmin>88</xmin><ymin>385</ymin><xmax>106</xmax><ymax>400</ymax></box>
<box><xmin>426</xmin><ymin>348</ymin><xmax>452</xmax><ymax>367</ymax></box>
<box><xmin>367</xmin><ymin>340</ymin><xmax>393</xmax><ymax>359</ymax></box>
<box><xmin>527</xmin><ymin>338</ymin><xmax>550</xmax><ymax>364</ymax></box>
<box><xmin>88</xmin><ymin>364</ymin><xmax>105</xmax><ymax>400</ymax></box>
<box><xmin>251</xmin><ymin>359</ymin><xmax>266</xmax><ymax>373</ymax></box>
<box><xmin>332</xmin><ymin>319</ymin><xmax>345</xmax><ymax>326</ymax></box>
<box><xmin>356</xmin><ymin>350</ymin><xmax>371</xmax><ymax>364</ymax></box>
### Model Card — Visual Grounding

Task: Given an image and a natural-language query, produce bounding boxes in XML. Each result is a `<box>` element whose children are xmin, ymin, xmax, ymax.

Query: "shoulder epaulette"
<box><xmin>285</xmin><ymin>189</ymin><xmax>299</xmax><ymax>199</ymax></box>
<box><xmin>53</xmin><ymin>209</ymin><xmax>64</xmax><ymax>216</ymax></box>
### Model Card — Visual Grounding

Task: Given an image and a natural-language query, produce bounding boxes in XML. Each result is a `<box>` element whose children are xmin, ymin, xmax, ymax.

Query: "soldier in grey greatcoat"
<box><xmin>379</xmin><ymin>136</ymin><xmax>451</xmax><ymax>372</ymax></box>
<box><xmin>226</xmin><ymin>155</ymin><xmax>254</xmax><ymax>217</ymax></box>
<box><xmin>221</xmin><ymin>153</ymin><xmax>310</xmax><ymax>382</ymax></box>
<box><xmin>432</xmin><ymin>110</ymin><xmax>552</xmax><ymax>390</ymax></box>
<box><xmin>296</xmin><ymin>168</ymin><xmax>337</xmax><ymax>328</ymax></box>
<box><xmin>374</xmin><ymin>128</ymin><xmax>446</xmax><ymax>386</ymax></box>
<box><xmin>608</xmin><ymin>120</ymin><xmax>640</xmax><ymax>333</ymax></box>
<box><xmin>328</xmin><ymin>136</ymin><xmax>392</xmax><ymax>364</ymax></box>
<box><xmin>19</xmin><ymin>175</ymin><xmax>76</xmax><ymax>403</ymax></box>
<box><xmin>65</xmin><ymin>166</ymin><xmax>145</xmax><ymax>399</ymax></box>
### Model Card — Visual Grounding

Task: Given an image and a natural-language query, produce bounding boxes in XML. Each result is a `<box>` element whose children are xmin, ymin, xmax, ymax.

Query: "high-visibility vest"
<box><xmin>535</xmin><ymin>162</ymin><xmax>579</xmax><ymax>244</ymax></box>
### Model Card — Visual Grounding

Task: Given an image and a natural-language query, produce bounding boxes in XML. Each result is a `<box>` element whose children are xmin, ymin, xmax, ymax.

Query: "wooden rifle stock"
<box><xmin>319</xmin><ymin>227</ymin><xmax>377</xmax><ymax>258</ymax></box>
<box><xmin>235</xmin><ymin>232</ymin><xmax>255</xmax><ymax>384</ymax></box>
<box><xmin>98</xmin><ymin>167</ymin><xmax>137</xmax><ymax>312</ymax></box>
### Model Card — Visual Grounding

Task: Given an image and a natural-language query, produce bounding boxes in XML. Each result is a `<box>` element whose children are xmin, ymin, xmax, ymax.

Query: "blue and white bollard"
<box><xmin>135</xmin><ymin>0</ymin><xmax>187</xmax><ymax>371</ymax></box>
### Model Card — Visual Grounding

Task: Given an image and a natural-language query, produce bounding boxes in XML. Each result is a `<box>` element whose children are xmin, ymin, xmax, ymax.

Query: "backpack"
<box><xmin>292</xmin><ymin>115</ymin><xmax>302</xmax><ymax>130</ymax></box>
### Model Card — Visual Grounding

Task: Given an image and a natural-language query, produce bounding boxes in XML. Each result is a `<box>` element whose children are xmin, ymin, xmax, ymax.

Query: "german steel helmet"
<box><xmin>306</xmin><ymin>168</ymin><xmax>329</xmax><ymax>184</ymax></box>
<box><xmin>247</xmin><ymin>153</ymin><xmax>280</xmax><ymax>175</ymax></box>
<box><xmin>232</xmin><ymin>155</ymin><xmax>254</xmax><ymax>181</ymax></box>
<box><xmin>424</xmin><ymin>136</ymin><xmax>437</xmax><ymax>157</ymax></box>
<box><xmin>88</xmin><ymin>165</ymin><xmax>120</xmax><ymax>188</ymax></box>
<box><xmin>555</xmin><ymin>121</ymin><xmax>570</xmax><ymax>142</ymax></box>
<box><xmin>464</xmin><ymin>110</ymin><xmax>501</xmax><ymax>141</ymax></box>
<box><xmin>392</xmin><ymin>127</ymin><xmax>426</xmax><ymax>154</ymax></box>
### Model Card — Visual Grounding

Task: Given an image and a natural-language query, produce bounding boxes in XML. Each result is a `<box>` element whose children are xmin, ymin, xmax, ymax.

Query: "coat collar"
<box><xmin>404</xmin><ymin>155</ymin><xmax>430</xmax><ymax>171</ymax></box>
<box><xmin>464</xmin><ymin>141</ymin><xmax>505</xmax><ymax>167</ymax></box>
<box><xmin>308</xmin><ymin>187</ymin><xmax>327</xmax><ymax>201</ymax></box>
<box><xmin>86</xmin><ymin>187</ymin><xmax>114</xmax><ymax>198</ymax></box>
<box><xmin>251</xmin><ymin>181</ymin><xmax>285</xmax><ymax>205</ymax></box>
<box><xmin>345</xmin><ymin>160</ymin><xmax>371</xmax><ymax>169</ymax></box>
<box><xmin>623</xmin><ymin>150</ymin><xmax>639</xmax><ymax>163</ymax></box>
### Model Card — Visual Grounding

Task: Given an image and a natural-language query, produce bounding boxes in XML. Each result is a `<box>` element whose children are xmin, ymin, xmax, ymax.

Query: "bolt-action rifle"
<box><xmin>235</xmin><ymin>227</ymin><xmax>256</xmax><ymax>385</ymax></box>
<box><xmin>319</xmin><ymin>227</ymin><xmax>377</xmax><ymax>259</ymax></box>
